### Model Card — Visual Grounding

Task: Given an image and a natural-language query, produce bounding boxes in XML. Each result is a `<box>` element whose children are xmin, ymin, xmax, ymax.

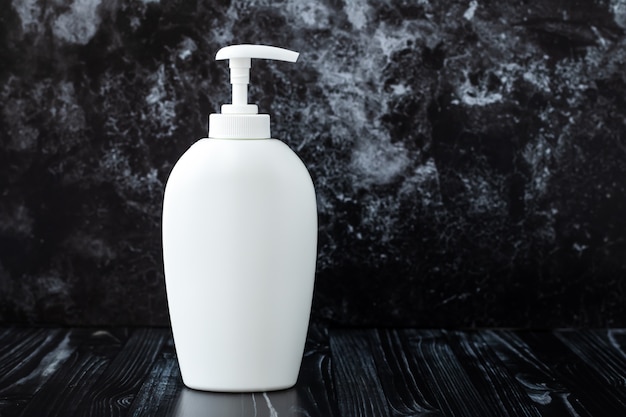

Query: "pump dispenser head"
<box><xmin>209</xmin><ymin>44</ymin><xmax>299</xmax><ymax>139</ymax></box>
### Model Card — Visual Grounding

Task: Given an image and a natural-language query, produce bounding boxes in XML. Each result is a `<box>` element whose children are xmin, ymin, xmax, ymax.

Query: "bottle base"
<box><xmin>181</xmin><ymin>378</ymin><xmax>297</xmax><ymax>393</ymax></box>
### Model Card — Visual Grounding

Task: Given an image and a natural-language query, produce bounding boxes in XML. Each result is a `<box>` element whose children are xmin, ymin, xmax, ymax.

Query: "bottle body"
<box><xmin>162</xmin><ymin>138</ymin><xmax>317</xmax><ymax>392</ymax></box>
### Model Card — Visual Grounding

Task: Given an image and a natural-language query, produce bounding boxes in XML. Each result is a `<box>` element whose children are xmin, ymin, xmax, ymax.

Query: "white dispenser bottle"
<box><xmin>162</xmin><ymin>45</ymin><xmax>317</xmax><ymax>392</ymax></box>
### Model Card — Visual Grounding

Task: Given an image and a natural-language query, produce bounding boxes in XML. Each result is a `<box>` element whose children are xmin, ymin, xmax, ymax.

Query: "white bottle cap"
<box><xmin>208</xmin><ymin>45</ymin><xmax>299</xmax><ymax>139</ymax></box>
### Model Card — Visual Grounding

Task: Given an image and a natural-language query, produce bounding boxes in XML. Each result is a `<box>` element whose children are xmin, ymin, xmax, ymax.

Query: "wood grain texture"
<box><xmin>399</xmin><ymin>329</ymin><xmax>497</xmax><ymax>417</ymax></box>
<box><xmin>0</xmin><ymin>328</ymin><xmax>74</xmax><ymax>417</ymax></box>
<box><xmin>554</xmin><ymin>329</ymin><xmax>626</xmax><ymax>410</ymax></box>
<box><xmin>127</xmin><ymin>334</ymin><xmax>181</xmax><ymax>417</ymax></box>
<box><xmin>1</xmin><ymin>326</ymin><xmax>626</xmax><ymax>416</ymax></box>
<box><xmin>368</xmin><ymin>329</ymin><xmax>443</xmax><ymax>416</ymax></box>
<box><xmin>525</xmin><ymin>330</ymin><xmax>626</xmax><ymax>416</ymax></box>
<box><xmin>330</xmin><ymin>329</ymin><xmax>392</xmax><ymax>417</ymax></box>
<box><xmin>73</xmin><ymin>328</ymin><xmax>167</xmax><ymax>417</ymax></box>
<box><xmin>17</xmin><ymin>328</ymin><xmax>131</xmax><ymax>417</ymax></box>
<box><xmin>447</xmin><ymin>330</ymin><xmax>542</xmax><ymax>417</ymax></box>
<box><xmin>294</xmin><ymin>323</ymin><xmax>341</xmax><ymax>417</ymax></box>
<box><xmin>481</xmin><ymin>330</ymin><xmax>591</xmax><ymax>416</ymax></box>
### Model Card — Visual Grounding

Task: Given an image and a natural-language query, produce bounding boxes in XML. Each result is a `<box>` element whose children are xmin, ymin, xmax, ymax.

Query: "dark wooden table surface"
<box><xmin>1</xmin><ymin>325</ymin><xmax>625</xmax><ymax>416</ymax></box>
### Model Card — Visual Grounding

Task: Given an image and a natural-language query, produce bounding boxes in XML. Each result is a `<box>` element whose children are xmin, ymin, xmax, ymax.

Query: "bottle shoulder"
<box><xmin>167</xmin><ymin>138</ymin><xmax>313</xmax><ymax>185</ymax></box>
<box><xmin>181</xmin><ymin>138</ymin><xmax>305</xmax><ymax>165</ymax></box>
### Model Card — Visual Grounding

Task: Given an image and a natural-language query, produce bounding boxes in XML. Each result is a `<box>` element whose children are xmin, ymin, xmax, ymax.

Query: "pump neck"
<box><xmin>208</xmin><ymin>44</ymin><xmax>299</xmax><ymax>139</ymax></box>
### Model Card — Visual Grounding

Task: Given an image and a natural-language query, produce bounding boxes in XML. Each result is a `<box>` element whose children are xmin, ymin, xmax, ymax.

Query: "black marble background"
<box><xmin>1</xmin><ymin>0</ymin><xmax>625</xmax><ymax>327</ymax></box>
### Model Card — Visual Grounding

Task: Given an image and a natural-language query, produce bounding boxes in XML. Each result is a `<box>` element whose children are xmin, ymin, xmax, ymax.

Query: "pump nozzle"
<box><xmin>209</xmin><ymin>44</ymin><xmax>299</xmax><ymax>139</ymax></box>
<box><xmin>216</xmin><ymin>45</ymin><xmax>299</xmax><ymax>115</ymax></box>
